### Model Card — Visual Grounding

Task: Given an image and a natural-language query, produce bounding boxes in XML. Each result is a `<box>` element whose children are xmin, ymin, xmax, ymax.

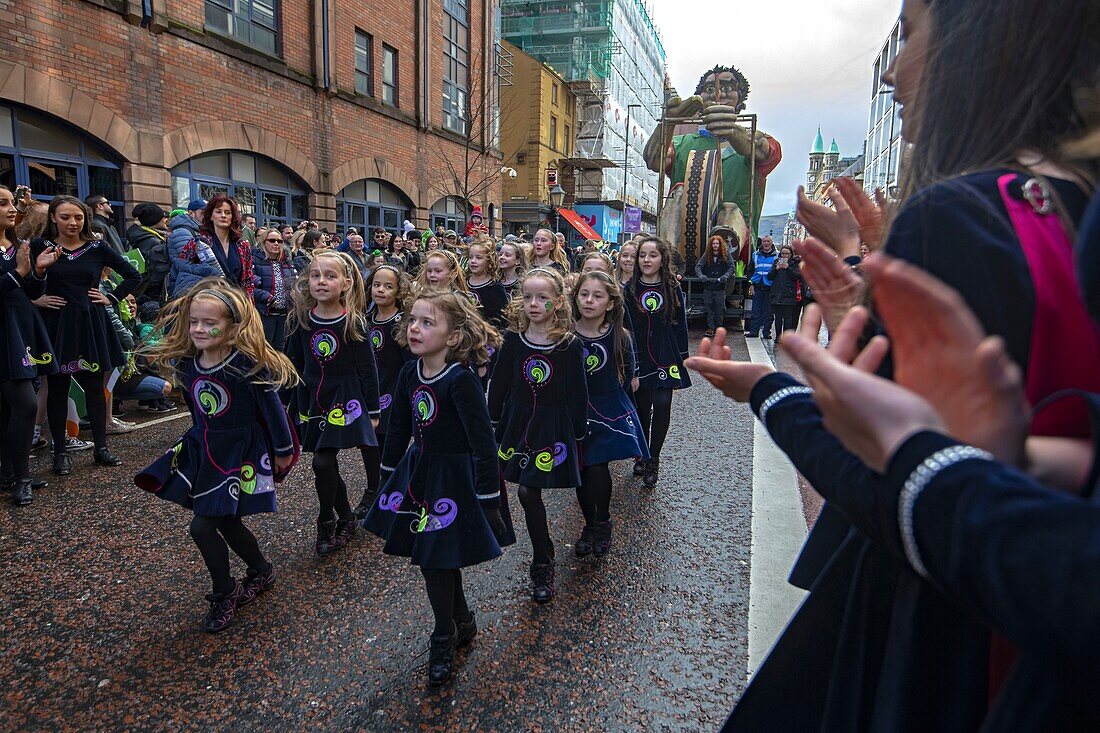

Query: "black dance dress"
<box><xmin>488</xmin><ymin>331</ymin><xmax>588</xmax><ymax>487</ymax></box>
<box><xmin>368</xmin><ymin>308</ymin><xmax>413</xmax><ymax>435</ymax></box>
<box><xmin>30</xmin><ymin>238</ymin><xmax>140</xmax><ymax>375</ymax></box>
<box><xmin>0</xmin><ymin>246</ymin><xmax>56</xmax><ymax>381</ymax></box>
<box><xmin>623</xmin><ymin>280</ymin><xmax>691</xmax><ymax>390</ymax></box>
<box><xmin>468</xmin><ymin>279</ymin><xmax>510</xmax><ymax>330</ymax></box>
<box><xmin>576</xmin><ymin>327</ymin><xmax>649</xmax><ymax>466</ymax></box>
<box><xmin>287</xmin><ymin>311</ymin><xmax>380</xmax><ymax>451</ymax></box>
<box><xmin>135</xmin><ymin>352</ymin><xmax>299</xmax><ymax>517</ymax></box>
<box><xmin>363</xmin><ymin>360</ymin><xmax>516</xmax><ymax>569</ymax></box>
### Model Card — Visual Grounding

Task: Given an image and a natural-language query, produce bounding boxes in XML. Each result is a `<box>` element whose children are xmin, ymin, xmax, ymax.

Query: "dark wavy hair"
<box><xmin>629</xmin><ymin>236</ymin><xmax>683</xmax><ymax>326</ymax></box>
<box><xmin>901</xmin><ymin>0</ymin><xmax>1100</xmax><ymax>200</ymax></box>
<box><xmin>694</xmin><ymin>65</ymin><xmax>750</xmax><ymax>113</ymax></box>
<box><xmin>198</xmin><ymin>193</ymin><xmax>243</xmax><ymax>243</ymax></box>
<box><xmin>44</xmin><ymin>195</ymin><xmax>96</xmax><ymax>242</ymax></box>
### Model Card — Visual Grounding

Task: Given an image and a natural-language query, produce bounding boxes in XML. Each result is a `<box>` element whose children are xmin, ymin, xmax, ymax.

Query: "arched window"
<box><xmin>170</xmin><ymin>151</ymin><xmax>309</xmax><ymax>228</ymax></box>
<box><xmin>336</xmin><ymin>179</ymin><xmax>413</xmax><ymax>238</ymax></box>
<box><xmin>0</xmin><ymin>104</ymin><xmax>124</xmax><ymax>229</ymax></box>
<box><xmin>430</xmin><ymin>196</ymin><xmax>467</xmax><ymax>233</ymax></box>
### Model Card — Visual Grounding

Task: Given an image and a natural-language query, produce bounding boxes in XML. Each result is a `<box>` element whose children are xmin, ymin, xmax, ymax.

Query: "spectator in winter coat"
<box><xmin>86</xmin><ymin>194</ymin><xmax>126</xmax><ymax>256</ymax></box>
<box><xmin>695</xmin><ymin>231</ymin><xmax>737</xmax><ymax>336</ymax></box>
<box><xmin>251</xmin><ymin>229</ymin><xmax>298</xmax><ymax>349</ymax></box>
<box><xmin>126</xmin><ymin>203</ymin><xmax>170</xmax><ymax>305</ymax></box>
<box><xmin>177</xmin><ymin>194</ymin><xmax>255</xmax><ymax>297</ymax></box>
<box><xmin>768</xmin><ymin>244</ymin><xmax>803</xmax><ymax>336</ymax></box>
<box><xmin>746</xmin><ymin>235</ymin><xmax>778</xmax><ymax>338</ymax></box>
<box><xmin>167</xmin><ymin>198</ymin><xmax>209</xmax><ymax>298</ymax></box>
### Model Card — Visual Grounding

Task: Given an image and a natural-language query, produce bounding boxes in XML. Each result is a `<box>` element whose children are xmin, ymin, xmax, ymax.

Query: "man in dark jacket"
<box><xmin>126</xmin><ymin>203</ymin><xmax>170</xmax><ymax>306</ymax></box>
<box><xmin>86</xmin><ymin>194</ymin><xmax>126</xmax><ymax>256</ymax></box>
<box><xmin>167</xmin><ymin>199</ymin><xmax>210</xmax><ymax>297</ymax></box>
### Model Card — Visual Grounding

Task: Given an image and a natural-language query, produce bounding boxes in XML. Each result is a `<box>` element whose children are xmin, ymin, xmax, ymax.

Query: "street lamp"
<box><xmin>549</xmin><ymin>183</ymin><xmax>565</xmax><ymax>234</ymax></box>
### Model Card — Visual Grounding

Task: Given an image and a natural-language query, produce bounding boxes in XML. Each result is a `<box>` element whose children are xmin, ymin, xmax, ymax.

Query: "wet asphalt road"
<box><xmin>0</xmin><ymin>334</ymin><xmax>757</xmax><ymax>732</ymax></box>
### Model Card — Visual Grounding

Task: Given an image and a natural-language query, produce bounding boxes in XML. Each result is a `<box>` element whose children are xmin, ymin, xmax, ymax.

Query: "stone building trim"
<box><xmin>329</xmin><ymin>156</ymin><xmax>421</xmax><ymax>208</ymax></box>
<box><xmin>163</xmin><ymin>121</ymin><xmax>322</xmax><ymax>191</ymax></box>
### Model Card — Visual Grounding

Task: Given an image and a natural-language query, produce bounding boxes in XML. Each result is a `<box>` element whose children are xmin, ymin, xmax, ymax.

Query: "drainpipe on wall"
<box><xmin>421</xmin><ymin>0</ymin><xmax>431</xmax><ymax>131</ymax></box>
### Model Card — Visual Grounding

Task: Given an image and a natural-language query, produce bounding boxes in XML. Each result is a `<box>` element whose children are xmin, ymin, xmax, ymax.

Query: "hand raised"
<box><xmin>834</xmin><ymin>177</ymin><xmax>886</xmax><ymax>250</ymax></box>
<box><xmin>685</xmin><ymin>327</ymin><xmax>774</xmax><ymax>402</ymax></box>
<box><xmin>796</xmin><ymin>237</ymin><xmax>865</xmax><ymax>333</ymax></box>
<box><xmin>796</xmin><ymin>185</ymin><xmax>860</xmax><ymax>258</ymax></box>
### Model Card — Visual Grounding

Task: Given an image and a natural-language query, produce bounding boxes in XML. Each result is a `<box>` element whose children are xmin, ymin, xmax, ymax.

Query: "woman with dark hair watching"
<box><xmin>31</xmin><ymin>196</ymin><xmax>140</xmax><ymax>475</ymax></box>
<box><xmin>723</xmin><ymin>0</ymin><xmax>1100</xmax><ymax>728</ymax></box>
<box><xmin>177</xmin><ymin>194</ymin><xmax>254</xmax><ymax>297</ymax></box>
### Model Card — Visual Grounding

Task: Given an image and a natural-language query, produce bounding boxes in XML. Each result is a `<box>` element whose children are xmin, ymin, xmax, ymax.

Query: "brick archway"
<box><xmin>163</xmin><ymin>122</ymin><xmax>321</xmax><ymax>191</ymax></box>
<box><xmin>0</xmin><ymin>61</ymin><xmax>140</xmax><ymax>162</ymax></box>
<box><xmin>329</xmin><ymin>156</ymin><xmax>421</xmax><ymax>208</ymax></box>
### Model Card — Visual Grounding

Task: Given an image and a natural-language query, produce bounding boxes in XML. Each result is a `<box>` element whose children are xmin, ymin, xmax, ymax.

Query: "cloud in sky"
<box><xmin>649</xmin><ymin>0</ymin><xmax>901</xmax><ymax>214</ymax></box>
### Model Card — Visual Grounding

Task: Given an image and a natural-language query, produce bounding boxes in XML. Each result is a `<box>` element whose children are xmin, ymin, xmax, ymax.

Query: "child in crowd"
<box><xmin>287</xmin><ymin>251</ymin><xmax>381</xmax><ymax>556</ymax></box>
<box><xmin>417</xmin><ymin>250</ymin><xmax>468</xmax><ymax>293</ymax></box>
<box><xmin>136</xmin><ymin>279</ymin><xmax>299</xmax><ymax>633</ymax></box>
<box><xmin>497</xmin><ymin>240</ymin><xmax>527</xmax><ymax>293</ymax></box>
<box><xmin>614</xmin><ymin>242</ymin><xmax>637</xmax><ymax>290</ymax></box>
<box><xmin>530</xmin><ymin>228</ymin><xmax>570</xmax><ymax>274</ymax></box>
<box><xmin>623</xmin><ymin>236</ymin><xmax>690</xmax><ymax>488</ymax></box>
<box><xmin>571</xmin><ymin>271</ymin><xmax>648</xmax><ymax>557</ymax></box>
<box><xmin>363</xmin><ymin>289</ymin><xmax>511</xmax><ymax>687</ymax></box>
<box><xmin>580</xmin><ymin>252</ymin><xmax>614</xmax><ymax>275</ymax></box>
<box><xmin>355</xmin><ymin>264</ymin><xmax>414</xmax><ymax>519</ymax></box>
<box><xmin>466</xmin><ymin>239</ymin><xmax>509</xmax><ymax>330</ymax></box>
<box><xmin>488</xmin><ymin>267</ymin><xmax>587</xmax><ymax>603</ymax></box>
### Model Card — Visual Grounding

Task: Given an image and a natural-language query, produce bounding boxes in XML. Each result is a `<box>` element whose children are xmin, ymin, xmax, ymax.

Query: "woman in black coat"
<box><xmin>768</xmin><ymin>245</ymin><xmax>802</xmax><ymax>336</ymax></box>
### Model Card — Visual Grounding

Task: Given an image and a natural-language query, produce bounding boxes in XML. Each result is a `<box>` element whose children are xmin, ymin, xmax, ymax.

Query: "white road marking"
<box><xmin>745</xmin><ymin>336</ymin><xmax>809</xmax><ymax>678</ymax></box>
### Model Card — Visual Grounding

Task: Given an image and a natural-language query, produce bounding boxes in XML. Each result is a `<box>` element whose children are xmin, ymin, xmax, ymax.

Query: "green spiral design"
<box><xmin>585</xmin><ymin>354</ymin><xmax>599</xmax><ymax>371</ymax></box>
<box><xmin>668</xmin><ymin>365</ymin><xmax>681</xmax><ymax>379</ymax></box>
<box><xmin>643</xmin><ymin>294</ymin><xmax>660</xmax><ymax>311</ymax></box>
<box><xmin>498</xmin><ymin>447</ymin><xmax>515</xmax><ymax>461</ymax></box>
<box><xmin>534</xmin><ymin>451</ymin><xmax>554</xmax><ymax>472</ymax></box>
<box><xmin>327</xmin><ymin>407</ymin><xmax>346</xmax><ymax>426</ymax></box>
<box><xmin>198</xmin><ymin>390</ymin><xmax>218</xmax><ymax>415</ymax></box>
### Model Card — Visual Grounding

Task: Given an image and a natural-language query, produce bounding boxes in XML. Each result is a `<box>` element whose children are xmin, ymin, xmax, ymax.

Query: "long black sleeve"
<box><xmin>562</xmin><ymin>339</ymin><xmax>590</xmax><ymax>439</ymax></box>
<box><xmin>452</xmin><ymin>368</ymin><xmax>501</xmax><ymax>508</ymax></box>
<box><xmin>674</xmin><ymin>289</ymin><xmax>689</xmax><ymax>358</ymax></box>
<box><xmin>487</xmin><ymin>331</ymin><xmax>515</xmax><ymax>426</ymax></box>
<box><xmin>380</xmin><ymin>363</ymin><xmax>414</xmax><ymax>479</ymax></box>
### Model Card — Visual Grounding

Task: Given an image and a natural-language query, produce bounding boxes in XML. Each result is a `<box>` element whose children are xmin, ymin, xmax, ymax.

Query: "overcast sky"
<box><xmin>650</xmin><ymin>0</ymin><xmax>901</xmax><ymax>215</ymax></box>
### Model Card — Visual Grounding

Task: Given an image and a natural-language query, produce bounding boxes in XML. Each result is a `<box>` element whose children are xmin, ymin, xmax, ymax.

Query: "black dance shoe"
<box><xmin>52</xmin><ymin>453</ymin><xmax>72</xmax><ymax>476</ymax></box>
<box><xmin>12</xmin><ymin>479</ymin><xmax>32</xmax><ymax>507</ymax></box>
<box><xmin>316</xmin><ymin>520</ymin><xmax>337</xmax><ymax>556</ymax></box>
<box><xmin>427</xmin><ymin>631</ymin><xmax>457</xmax><ymax>687</ymax></box>
<box><xmin>353</xmin><ymin>492</ymin><xmax>375</xmax><ymax>521</ymax></box>
<box><xmin>203</xmin><ymin>582</ymin><xmax>241</xmax><ymax>633</ymax></box>
<box><xmin>93</xmin><ymin>448</ymin><xmax>123</xmax><ymax>467</ymax></box>
<box><xmin>238</xmin><ymin>565</ymin><xmax>276</xmax><ymax>606</ymax></box>
<box><xmin>455</xmin><ymin>612</ymin><xmax>478</xmax><ymax>647</ymax></box>
<box><xmin>633</xmin><ymin>457</ymin><xmax>647</xmax><ymax>476</ymax></box>
<box><xmin>643</xmin><ymin>458</ymin><xmax>660</xmax><ymax>489</ymax></box>
<box><xmin>574</xmin><ymin>526</ymin><xmax>595</xmax><ymax>557</ymax></box>
<box><xmin>530</xmin><ymin>562</ymin><xmax>555</xmax><ymax>604</ymax></box>
<box><xmin>332</xmin><ymin>518</ymin><xmax>356</xmax><ymax>550</ymax></box>
<box><xmin>592</xmin><ymin>521</ymin><xmax>613</xmax><ymax>558</ymax></box>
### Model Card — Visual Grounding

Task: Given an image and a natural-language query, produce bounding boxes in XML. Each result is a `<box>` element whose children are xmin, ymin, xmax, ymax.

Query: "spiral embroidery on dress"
<box><xmin>370</xmin><ymin>328</ymin><xmax>384</xmax><ymax>350</ymax></box>
<box><xmin>641</xmin><ymin>289</ymin><xmax>665</xmax><ymax>313</ymax></box>
<box><xmin>413</xmin><ymin>498</ymin><xmax>458</xmax><ymax>533</ymax></box>
<box><xmin>240</xmin><ymin>463</ymin><xmax>257</xmax><ymax>494</ymax></box>
<box><xmin>326</xmin><ymin>400</ymin><xmax>363</xmax><ymax>426</ymax></box>
<box><xmin>668</xmin><ymin>365</ymin><xmax>681</xmax><ymax>380</ymax></box>
<box><xmin>412</xmin><ymin>386</ymin><xmax>437</xmax><ymax>426</ymax></box>
<box><xmin>379</xmin><ymin>393</ymin><xmax>392</xmax><ymax>411</ymax></box>
<box><xmin>21</xmin><ymin>347</ymin><xmax>53</xmax><ymax>367</ymax></box>
<box><xmin>523</xmin><ymin>355</ymin><xmax>553</xmax><ymax>386</ymax></box>
<box><xmin>534</xmin><ymin>442</ymin><xmax>568</xmax><ymax>472</ymax></box>
<box><xmin>310</xmin><ymin>330</ymin><xmax>339</xmax><ymax>361</ymax></box>
<box><xmin>192</xmin><ymin>378</ymin><xmax>232</xmax><ymax>418</ymax></box>
<box><xmin>583</xmin><ymin>343</ymin><xmax>607</xmax><ymax>374</ymax></box>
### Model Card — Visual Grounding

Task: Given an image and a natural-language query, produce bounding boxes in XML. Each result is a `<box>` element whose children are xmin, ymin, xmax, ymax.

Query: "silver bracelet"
<box><xmin>758</xmin><ymin>385</ymin><xmax>813</xmax><ymax>424</ymax></box>
<box><xmin>898</xmin><ymin>445</ymin><xmax>993</xmax><ymax>579</ymax></box>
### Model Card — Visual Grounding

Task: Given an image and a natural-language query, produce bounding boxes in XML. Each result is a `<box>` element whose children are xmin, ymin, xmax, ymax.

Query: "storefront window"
<box><xmin>336</xmin><ymin>178</ymin><xmax>412</xmax><ymax>238</ymax></box>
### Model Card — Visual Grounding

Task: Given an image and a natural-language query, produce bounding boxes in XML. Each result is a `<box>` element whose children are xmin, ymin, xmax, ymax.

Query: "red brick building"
<box><xmin>0</xmin><ymin>0</ymin><xmax>503</xmax><ymax>234</ymax></box>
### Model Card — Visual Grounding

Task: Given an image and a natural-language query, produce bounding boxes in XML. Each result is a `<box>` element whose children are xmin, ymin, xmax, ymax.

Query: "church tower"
<box><xmin>807</xmin><ymin>127</ymin><xmax>825</xmax><ymax>191</ymax></box>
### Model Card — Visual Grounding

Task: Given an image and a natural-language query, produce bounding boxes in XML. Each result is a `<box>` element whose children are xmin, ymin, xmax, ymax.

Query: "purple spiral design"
<box><xmin>551</xmin><ymin>441</ymin><xmax>569</xmax><ymax>467</ymax></box>
<box><xmin>378</xmin><ymin>491</ymin><xmax>404</xmax><ymax>512</ymax></box>
<box><xmin>421</xmin><ymin>498</ymin><xmax>458</xmax><ymax>533</ymax></box>
<box><xmin>344</xmin><ymin>400</ymin><xmax>363</xmax><ymax>423</ymax></box>
<box><xmin>379</xmin><ymin>393</ymin><xmax>392</xmax><ymax>411</ymax></box>
<box><xmin>310</xmin><ymin>330</ymin><xmax>340</xmax><ymax>360</ymax></box>
<box><xmin>523</xmin><ymin>356</ymin><xmax>553</xmax><ymax>386</ymax></box>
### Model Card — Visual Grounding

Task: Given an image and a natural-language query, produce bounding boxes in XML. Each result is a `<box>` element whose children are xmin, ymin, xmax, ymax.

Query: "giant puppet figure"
<box><xmin>643</xmin><ymin>65</ymin><xmax>782</xmax><ymax>270</ymax></box>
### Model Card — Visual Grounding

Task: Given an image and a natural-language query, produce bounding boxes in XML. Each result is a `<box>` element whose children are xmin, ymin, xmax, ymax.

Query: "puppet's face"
<box><xmin>699</xmin><ymin>71</ymin><xmax>741</xmax><ymax>109</ymax></box>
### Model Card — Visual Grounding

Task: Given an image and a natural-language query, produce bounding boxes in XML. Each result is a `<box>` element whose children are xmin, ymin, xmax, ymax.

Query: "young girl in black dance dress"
<box><xmin>287</xmin><ymin>251</ymin><xmax>381</xmax><ymax>556</ymax></box>
<box><xmin>0</xmin><ymin>186</ymin><xmax>59</xmax><ymax>506</ymax></box>
<box><xmin>571</xmin><ymin>271</ymin><xmax>649</xmax><ymax>556</ymax></box>
<box><xmin>136</xmin><ymin>279</ymin><xmax>300</xmax><ymax>633</ymax></box>
<box><xmin>354</xmin><ymin>263</ymin><xmax>415</xmax><ymax>519</ymax></box>
<box><xmin>466</xmin><ymin>239</ymin><xmax>509</xmax><ymax>330</ymax></box>
<box><xmin>416</xmin><ymin>250</ymin><xmax>468</xmax><ymax>295</ymax></box>
<box><xmin>623</xmin><ymin>236</ymin><xmax>690</xmax><ymax>488</ymax></box>
<box><xmin>497</xmin><ymin>240</ymin><xmax>527</xmax><ymax>294</ymax></box>
<box><xmin>363</xmin><ymin>289</ymin><xmax>511</xmax><ymax>687</ymax></box>
<box><xmin>488</xmin><ymin>267</ymin><xmax>588</xmax><ymax>602</ymax></box>
<box><xmin>32</xmin><ymin>196</ymin><xmax>141</xmax><ymax>475</ymax></box>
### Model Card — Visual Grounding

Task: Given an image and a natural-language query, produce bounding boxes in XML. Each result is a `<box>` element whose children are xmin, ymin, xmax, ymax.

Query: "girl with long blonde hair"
<box><xmin>287</xmin><ymin>250</ymin><xmax>381</xmax><ymax>556</ymax></box>
<box><xmin>488</xmin><ymin>267</ymin><xmax>588</xmax><ymax>603</ymax></box>
<box><xmin>498</xmin><ymin>240</ymin><xmax>527</xmax><ymax>292</ymax></box>
<box><xmin>137</xmin><ymin>278</ymin><xmax>300</xmax><ymax>634</ymax></box>
<box><xmin>416</xmin><ymin>249</ymin><xmax>468</xmax><ymax>294</ymax></box>
<box><xmin>530</xmin><ymin>228</ymin><xmax>570</xmax><ymax>274</ymax></box>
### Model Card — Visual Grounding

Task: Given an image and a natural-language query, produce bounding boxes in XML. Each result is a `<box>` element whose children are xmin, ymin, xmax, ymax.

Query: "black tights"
<box><xmin>363</xmin><ymin>434</ymin><xmax>385</xmax><ymax>498</ymax></box>
<box><xmin>518</xmin><ymin>485</ymin><xmax>553</xmax><ymax>564</ymax></box>
<box><xmin>421</xmin><ymin>567</ymin><xmax>470</xmax><ymax>638</ymax></box>
<box><xmin>1</xmin><ymin>379</ymin><xmax>38</xmax><ymax>481</ymax></box>
<box><xmin>47</xmin><ymin>372</ymin><xmax>107</xmax><ymax>452</ymax></box>
<box><xmin>576</xmin><ymin>463</ymin><xmax>612</xmax><ymax>526</ymax></box>
<box><xmin>635</xmin><ymin>387</ymin><xmax>673</xmax><ymax>460</ymax></box>
<box><xmin>189</xmin><ymin>514</ymin><xmax>269</xmax><ymax>596</ymax></box>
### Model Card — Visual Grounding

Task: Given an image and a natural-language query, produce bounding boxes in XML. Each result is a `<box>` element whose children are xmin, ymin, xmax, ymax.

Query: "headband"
<box><xmin>195</xmin><ymin>288</ymin><xmax>241</xmax><ymax>322</ymax></box>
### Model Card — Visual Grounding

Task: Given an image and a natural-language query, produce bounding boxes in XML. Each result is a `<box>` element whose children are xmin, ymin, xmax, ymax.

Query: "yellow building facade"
<box><xmin>500</xmin><ymin>40</ymin><xmax>576</xmax><ymax>235</ymax></box>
